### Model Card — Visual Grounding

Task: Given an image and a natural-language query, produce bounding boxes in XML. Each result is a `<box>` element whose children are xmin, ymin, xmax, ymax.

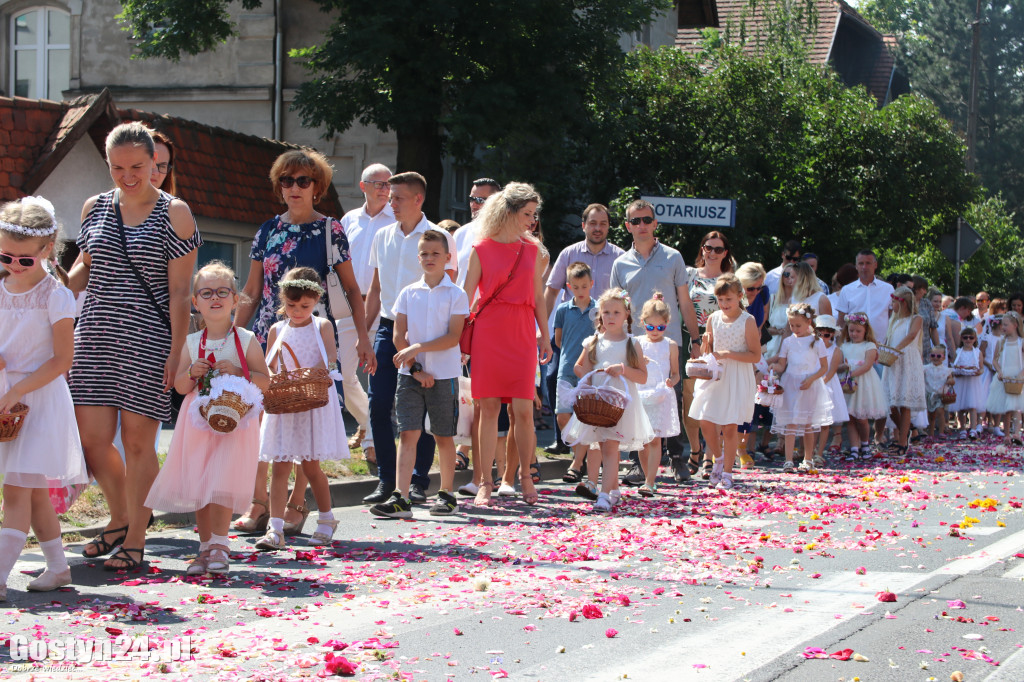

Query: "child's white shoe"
<box><xmin>608</xmin><ymin>489</ymin><xmax>622</xmax><ymax>508</ymax></box>
<box><xmin>307</xmin><ymin>519</ymin><xmax>339</xmax><ymax>547</ymax></box>
<box><xmin>255</xmin><ymin>530</ymin><xmax>286</xmax><ymax>551</ymax></box>
<box><xmin>593</xmin><ymin>493</ymin><xmax>612</xmax><ymax>514</ymax></box>
<box><xmin>715</xmin><ymin>473</ymin><xmax>735</xmax><ymax>490</ymax></box>
<box><xmin>708</xmin><ymin>460</ymin><xmax>724</xmax><ymax>487</ymax></box>
<box><xmin>26</xmin><ymin>569</ymin><xmax>71</xmax><ymax>592</ymax></box>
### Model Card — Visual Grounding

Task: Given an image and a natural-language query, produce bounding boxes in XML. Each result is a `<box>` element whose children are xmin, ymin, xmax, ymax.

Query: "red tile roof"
<box><xmin>865</xmin><ymin>35</ymin><xmax>899</xmax><ymax>106</ymax></box>
<box><xmin>0</xmin><ymin>89</ymin><xmax>343</xmax><ymax>224</ymax></box>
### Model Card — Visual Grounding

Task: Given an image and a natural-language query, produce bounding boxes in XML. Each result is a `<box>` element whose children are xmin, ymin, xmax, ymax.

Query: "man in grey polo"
<box><xmin>541</xmin><ymin>203</ymin><xmax>624</xmax><ymax>454</ymax></box>
<box><xmin>610</xmin><ymin>199</ymin><xmax>702</xmax><ymax>482</ymax></box>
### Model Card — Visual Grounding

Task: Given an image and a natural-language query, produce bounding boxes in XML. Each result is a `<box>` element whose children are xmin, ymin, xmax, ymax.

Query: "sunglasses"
<box><xmin>818</xmin><ymin>330</ymin><xmax>835</xmax><ymax>338</ymax></box>
<box><xmin>645</xmin><ymin>324</ymin><xmax>668</xmax><ymax>332</ymax></box>
<box><xmin>745</xmin><ymin>285</ymin><xmax>763</xmax><ymax>293</ymax></box>
<box><xmin>929</xmin><ymin>353</ymin><xmax>945</xmax><ymax>359</ymax></box>
<box><xmin>783</xmin><ymin>254</ymin><xmax>801</xmax><ymax>262</ymax></box>
<box><xmin>627</xmin><ymin>216</ymin><xmax>655</xmax><ymax>226</ymax></box>
<box><xmin>196</xmin><ymin>287</ymin><xmax>235</xmax><ymax>300</ymax></box>
<box><xmin>468</xmin><ymin>196</ymin><xmax>487</xmax><ymax>205</ymax></box>
<box><xmin>0</xmin><ymin>251</ymin><xmax>40</xmax><ymax>267</ymax></box>
<box><xmin>279</xmin><ymin>175</ymin><xmax>313</xmax><ymax>189</ymax></box>
<box><xmin>703</xmin><ymin>244</ymin><xmax>727</xmax><ymax>254</ymax></box>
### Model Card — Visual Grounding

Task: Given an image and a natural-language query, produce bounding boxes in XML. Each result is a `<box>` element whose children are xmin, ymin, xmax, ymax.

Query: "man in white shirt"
<box><xmin>452</xmin><ymin>178</ymin><xmax>501</xmax><ymax>288</ymax></box>
<box><xmin>337</xmin><ymin>163</ymin><xmax>395</xmax><ymax>457</ymax></box>
<box><xmin>364</xmin><ymin>172</ymin><xmax>457</xmax><ymax>504</ymax></box>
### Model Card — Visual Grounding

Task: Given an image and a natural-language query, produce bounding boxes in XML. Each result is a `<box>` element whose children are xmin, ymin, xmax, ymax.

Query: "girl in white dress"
<box><xmin>636</xmin><ymin>293</ymin><xmax>680</xmax><ymax>497</ymax></box>
<box><xmin>256</xmin><ymin>267</ymin><xmax>349</xmax><ymax>552</ymax></box>
<box><xmin>839</xmin><ymin>312</ymin><xmax>888</xmax><ymax>457</ymax></box>
<box><xmin>882</xmin><ymin>286</ymin><xmax>926</xmax><ymax>454</ymax></box>
<box><xmin>951</xmin><ymin>326</ymin><xmax>985</xmax><ymax>439</ymax></box>
<box><xmin>924</xmin><ymin>345</ymin><xmax>955</xmax><ymax>438</ymax></box>
<box><xmin>979</xmin><ymin>314</ymin><xmax>1003</xmax><ymax>435</ymax></box>
<box><xmin>812</xmin><ymin>314</ymin><xmax>847</xmax><ymax>467</ymax></box>
<box><xmin>562</xmin><ymin>288</ymin><xmax>652</xmax><ymax>513</ymax></box>
<box><xmin>988</xmin><ymin>312</ymin><xmax>1024</xmax><ymax>445</ymax></box>
<box><xmin>0</xmin><ymin>197</ymin><xmax>88</xmax><ymax>599</ymax></box>
<box><xmin>768</xmin><ymin>302</ymin><xmax>832</xmax><ymax>472</ymax></box>
<box><xmin>688</xmin><ymin>274</ymin><xmax>760</xmax><ymax>489</ymax></box>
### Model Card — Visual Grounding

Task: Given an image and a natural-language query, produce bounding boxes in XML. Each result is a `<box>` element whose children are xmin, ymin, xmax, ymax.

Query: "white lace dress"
<box><xmin>822</xmin><ymin>343</ymin><xmax>849</xmax><ymax>423</ymax></box>
<box><xmin>561</xmin><ymin>334</ymin><xmax>655</xmax><ymax>451</ymax></box>
<box><xmin>689</xmin><ymin>310</ymin><xmax>756</xmax><ymax>426</ymax></box>
<box><xmin>0</xmin><ymin>277</ymin><xmax>88</xmax><ymax>488</ymax></box>
<box><xmin>950</xmin><ymin>346</ymin><xmax>985</xmax><ymax>412</ymax></box>
<box><xmin>259</xmin><ymin>318</ymin><xmax>350</xmax><ymax>462</ymax></box>
<box><xmin>637</xmin><ymin>336</ymin><xmax>680</xmax><ymax>438</ymax></box>
<box><xmin>986</xmin><ymin>338</ymin><xmax>1024</xmax><ymax>413</ymax></box>
<box><xmin>770</xmin><ymin>334</ymin><xmax>833</xmax><ymax>434</ymax></box>
<box><xmin>842</xmin><ymin>341</ymin><xmax>888</xmax><ymax>419</ymax></box>
<box><xmin>882</xmin><ymin>316</ymin><xmax>926</xmax><ymax>411</ymax></box>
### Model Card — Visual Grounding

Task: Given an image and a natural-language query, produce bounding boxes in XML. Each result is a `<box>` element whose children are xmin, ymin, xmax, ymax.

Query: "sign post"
<box><xmin>641</xmin><ymin>196</ymin><xmax>736</xmax><ymax>228</ymax></box>
<box><xmin>938</xmin><ymin>218</ymin><xmax>983</xmax><ymax>298</ymax></box>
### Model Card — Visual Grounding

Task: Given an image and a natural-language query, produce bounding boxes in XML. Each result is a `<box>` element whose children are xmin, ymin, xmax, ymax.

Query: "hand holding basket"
<box><xmin>264</xmin><ymin>341</ymin><xmax>333</xmax><ymax>414</ymax></box>
<box><xmin>572</xmin><ymin>369</ymin><xmax>631</xmax><ymax>428</ymax></box>
<box><xmin>0</xmin><ymin>370</ymin><xmax>28</xmax><ymax>443</ymax></box>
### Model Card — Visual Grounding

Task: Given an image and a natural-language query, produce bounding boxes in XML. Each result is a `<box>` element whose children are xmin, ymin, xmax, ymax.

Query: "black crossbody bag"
<box><xmin>113</xmin><ymin>189</ymin><xmax>171</xmax><ymax>330</ymax></box>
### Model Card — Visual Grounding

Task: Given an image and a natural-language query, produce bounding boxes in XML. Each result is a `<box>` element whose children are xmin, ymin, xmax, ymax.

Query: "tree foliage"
<box><xmin>117</xmin><ymin>0</ymin><xmax>670</xmax><ymax>216</ymax></box>
<box><xmin>579</xmin><ymin>44</ymin><xmax>979</xmax><ymax>281</ymax></box>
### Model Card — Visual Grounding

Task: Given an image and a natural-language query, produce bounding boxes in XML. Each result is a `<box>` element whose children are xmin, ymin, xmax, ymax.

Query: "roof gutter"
<box><xmin>273</xmin><ymin>0</ymin><xmax>283</xmax><ymax>141</ymax></box>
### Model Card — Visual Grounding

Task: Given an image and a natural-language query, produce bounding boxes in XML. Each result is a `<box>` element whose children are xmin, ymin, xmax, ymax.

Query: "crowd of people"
<box><xmin>0</xmin><ymin>121</ymin><xmax>1019</xmax><ymax>597</ymax></box>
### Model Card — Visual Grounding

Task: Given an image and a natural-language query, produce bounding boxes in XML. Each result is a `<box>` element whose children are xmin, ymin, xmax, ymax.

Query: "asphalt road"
<box><xmin>2</xmin><ymin>436</ymin><xmax>1023</xmax><ymax>681</ymax></box>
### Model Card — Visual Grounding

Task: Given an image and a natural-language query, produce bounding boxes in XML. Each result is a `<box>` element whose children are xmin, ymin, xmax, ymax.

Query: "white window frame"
<box><xmin>9</xmin><ymin>5</ymin><xmax>69</xmax><ymax>100</ymax></box>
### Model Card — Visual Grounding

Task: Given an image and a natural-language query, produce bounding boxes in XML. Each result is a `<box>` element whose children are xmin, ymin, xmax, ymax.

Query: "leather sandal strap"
<box><xmin>250</xmin><ymin>497</ymin><xmax>269</xmax><ymax>509</ymax></box>
<box><xmin>286</xmin><ymin>502</ymin><xmax>310</xmax><ymax>514</ymax></box>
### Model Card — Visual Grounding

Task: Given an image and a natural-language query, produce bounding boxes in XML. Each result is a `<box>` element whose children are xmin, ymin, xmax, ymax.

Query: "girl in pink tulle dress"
<box><xmin>146</xmin><ymin>262</ymin><xmax>270</xmax><ymax>576</ymax></box>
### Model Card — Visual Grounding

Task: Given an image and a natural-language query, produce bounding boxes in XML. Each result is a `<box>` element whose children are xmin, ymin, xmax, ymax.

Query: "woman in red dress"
<box><xmin>462</xmin><ymin>183</ymin><xmax>552</xmax><ymax>506</ymax></box>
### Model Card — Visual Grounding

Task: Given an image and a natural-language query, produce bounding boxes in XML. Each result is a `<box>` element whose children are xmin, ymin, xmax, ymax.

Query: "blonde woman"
<box><xmin>790</xmin><ymin>262</ymin><xmax>831</xmax><ymax>316</ymax></box>
<box><xmin>764</xmin><ymin>263</ymin><xmax>796</xmax><ymax>360</ymax></box>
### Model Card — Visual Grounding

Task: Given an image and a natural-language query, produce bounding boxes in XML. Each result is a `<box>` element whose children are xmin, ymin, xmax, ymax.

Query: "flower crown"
<box><xmin>846</xmin><ymin>312</ymin><xmax>869</xmax><ymax>326</ymax></box>
<box><xmin>281</xmin><ymin>278</ymin><xmax>324</xmax><ymax>296</ymax></box>
<box><xmin>0</xmin><ymin>196</ymin><xmax>57</xmax><ymax>237</ymax></box>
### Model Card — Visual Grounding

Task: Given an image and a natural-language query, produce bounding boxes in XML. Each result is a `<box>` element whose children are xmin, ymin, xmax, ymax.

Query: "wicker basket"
<box><xmin>263</xmin><ymin>341</ymin><xmax>333</xmax><ymax>415</ymax></box>
<box><xmin>200</xmin><ymin>390</ymin><xmax>254</xmax><ymax>433</ymax></box>
<box><xmin>572</xmin><ymin>370</ymin><xmax>629</xmax><ymax>428</ymax></box>
<box><xmin>1004</xmin><ymin>380</ymin><xmax>1024</xmax><ymax>395</ymax></box>
<box><xmin>841</xmin><ymin>377</ymin><xmax>857</xmax><ymax>394</ymax></box>
<box><xmin>877</xmin><ymin>344</ymin><xmax>902</xmax><ymax>367</ymax></box>
<box><xmin>940</xmin><ymin>390</ymin><xmax>957</xmax><ymax>405</ymax></box>
<box><xmin>685</xmin><ymin>358</ymin><xmax>715</xmax><ymax>380</ymax></box>
<box><xmin>0</xmin><ymin>402</ymin><xmax>28</xmax><ymax>442</ymax></box>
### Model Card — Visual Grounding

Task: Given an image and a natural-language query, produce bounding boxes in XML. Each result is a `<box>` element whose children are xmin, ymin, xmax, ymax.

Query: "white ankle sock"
<box><xmin>38</xmin><ymin>538</ymin><xmax>68</xmax><ymax>573</ymax></box>
<box><xmin>208</xmin><ymin>534</ymin><xmax>229</xmax><ymax>549</ymax></box>
<box><xmin>268</xmin><ymin>517</ymin><xmax>284</xmax><ymax>535</ymax></box>
<box><xmin>198</xmin><ymin>540</ymin><xmax>210</xmax><ymax>554</ymax></box>
<box><xmin>315</xmin><ymin>511</ymin><xmax>336</xmax><ymax>537</ymax></box>
<box><xmin>0</xmin><ymin>528</ymin><xmax>29</xmax><ymax>584</ymax></box>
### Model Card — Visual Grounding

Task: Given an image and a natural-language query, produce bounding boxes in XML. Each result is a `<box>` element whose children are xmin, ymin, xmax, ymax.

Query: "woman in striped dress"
<box><xmin>68</xmin><ymin>122</ymin><xmax>201</xmax><ymax>570</ymax></box>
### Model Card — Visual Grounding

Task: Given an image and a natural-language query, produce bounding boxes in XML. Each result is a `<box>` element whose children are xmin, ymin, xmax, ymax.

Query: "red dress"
<box><xmin>471</xmin><ymin>238</ymin><xmax>539</xmax><ymax>401</ymax></box>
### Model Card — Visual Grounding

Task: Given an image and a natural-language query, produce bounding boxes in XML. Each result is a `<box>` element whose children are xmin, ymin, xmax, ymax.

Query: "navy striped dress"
<box><xmin>70</xmin><ymin>190</ymin><xmax>202</xmax><ymax>422</ymax></box>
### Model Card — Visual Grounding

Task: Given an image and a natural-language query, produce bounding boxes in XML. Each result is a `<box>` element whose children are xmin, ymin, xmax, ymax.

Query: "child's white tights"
<box><xmin>0</xmin><ymin>528</ymin><xmax>28</xmax><ymax>584</ymax></box>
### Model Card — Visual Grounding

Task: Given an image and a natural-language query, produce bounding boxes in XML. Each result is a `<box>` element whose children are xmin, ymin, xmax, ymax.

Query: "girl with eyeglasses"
<box><xmin>146</xmin><ymin>262</ymin><xmax>270</xmax><ymax>576</ymax></box>
<box><xmin>881</xmin><ymin>286</ymin><xmax>926</xmax><ymax>454</ymax></box>
<box><xmin>924</xmin><ymin>345</ymin><xmax>955</xmax><ymax>438</ymax></box>
<box><xmin>635</xmin><ymin>292</ymin><xmax>680</xmax><ymax>496</ymax></box>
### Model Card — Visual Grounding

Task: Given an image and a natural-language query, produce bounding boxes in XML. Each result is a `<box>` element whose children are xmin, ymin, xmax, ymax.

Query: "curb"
<box><xmin>62</xmin><ymin>456</ymin><xmax>574</xmax><ymax>541</ymax></box>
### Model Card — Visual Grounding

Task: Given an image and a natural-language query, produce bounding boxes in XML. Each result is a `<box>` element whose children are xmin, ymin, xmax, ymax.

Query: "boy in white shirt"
<box><xmin>371</xmin><ymin>230</ymin><xmax>469</xmax><ymax>517</ymax></box>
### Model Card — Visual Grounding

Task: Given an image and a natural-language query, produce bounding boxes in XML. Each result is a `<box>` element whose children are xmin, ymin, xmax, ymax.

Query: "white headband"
<box><xmin>0</xmin><ymin>196</ymin><xmax>58</xmax><ymax>237</ymax></box>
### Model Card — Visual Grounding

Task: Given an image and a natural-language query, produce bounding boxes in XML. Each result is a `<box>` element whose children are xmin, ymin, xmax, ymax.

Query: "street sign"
<box><xmin>641</xmin><ymin>195</ymin><xmax>736</xmax><ymax>228</ymax></box>
<box><xmin>938</xmin><ymin>219</ymin><xmax>984</xmax><ymax>264</ymax></box>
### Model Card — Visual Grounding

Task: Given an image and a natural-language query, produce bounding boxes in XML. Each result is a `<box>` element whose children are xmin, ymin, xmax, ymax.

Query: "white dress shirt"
<box><xmin>393</xmin><ymin>275</ymin><xmax>470</xmax><ymax>380</ymax></box>
<box><xmin>340</xmin><ymin>202</ymin><xmax>395</xmax><ymax>294</ymax></box>
<box><xmin>836</xmin><ymin>277</ymin><xmax>895</xmax><ymax>340</ymax></box>
<box><xmin>369</xmin><ymin>213</ymin><xmax>457</xmax><ymax>319</ymax></box>
<box><xmin>452</xmin><ymin>220</ymin><xmax>479</xmax><ymax>288</ymax></box>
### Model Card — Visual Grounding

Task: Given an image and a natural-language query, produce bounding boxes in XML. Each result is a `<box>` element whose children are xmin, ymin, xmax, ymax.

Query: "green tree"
<box><xmin>117</xmin><ymin>0</ymin><xmax>670</xmax><ymax>217</ymax></box>
<box><xmin>584</xmin><ymin>44</ymin><xmax>979</xmax><ymax>278</ymax></box>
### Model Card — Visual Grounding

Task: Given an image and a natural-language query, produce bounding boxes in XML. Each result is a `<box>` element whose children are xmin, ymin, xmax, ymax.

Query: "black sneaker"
<box><xmin>363</xmin><ymin>481</ymin><xmax>396</xmax><ymax>504</ymax></box>
<box><xmin>671</xmin><ymin>456</ymin><xmax>692</xmax><ymax>483</ymax></box>
<box><xmin>620</xmin><ymin>463</ymin><xmax>645</xmax><ymax>487</ymax></box>
<box><xmin>370</xmin><ymin>492</ymin><xmax>412</xmax><ymax>519</ymax></box>
<box><xmin>409</xmin><ymin>483</ymin><xmax>428</xmax><ymax>503</ymax></box>
<box><xmin>429</xmin><ymin>491</ymin><xmax>459</xmax><ymax>516</ymax></box>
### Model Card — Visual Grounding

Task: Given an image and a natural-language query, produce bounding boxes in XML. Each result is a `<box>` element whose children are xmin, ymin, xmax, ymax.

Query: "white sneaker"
<box><xmin>715</xmin><ymin>473</ymin><xmax>735</xmax><ymax>490</ymax></box>
<box><xmin>608</xmin><ymin>489</ymin><xmax>622</xmax><ymax>508</ymax></box>
<box><xmin>993</xmin><ymin>427</ymin><xmax>1006</xmax><ymax>438</ymax></box>
<box><xmin>798</xmin><ymin>460</ymin><xmax>812</xmax><ymax>472</ymax></box>
<box><xmin>593</xmin><ymin>493</ymin><xmax>612</xmax><ymax>514</ymax></box>
<box><xmin>457</xmin><ymin>481</ymin><xmax>479</xmax><ymax>497</ymax></box>
<box><xmin>497</xmin><ymin>484</ymin><xmax>517</xmax><ymax>497</ymax></box>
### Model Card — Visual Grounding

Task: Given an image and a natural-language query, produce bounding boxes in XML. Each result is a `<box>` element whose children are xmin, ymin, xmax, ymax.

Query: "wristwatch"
<box><xmin>410</xmin><ymin>362</ymin><xmax>423</xmax><ymax>374</ymax></box>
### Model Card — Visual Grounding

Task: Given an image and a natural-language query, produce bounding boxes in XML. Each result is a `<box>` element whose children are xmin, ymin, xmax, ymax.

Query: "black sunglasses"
<box><xmin>703</xmin><ymin>244</ymin><xmax>727</xmax><ymax>254</ymax></box>
<box><xmin>818</xmin><ymin>330</ymin><xmax>835</xmax><ymax>337</ymax></box>
<box><xmin>468</xmin><ymin>196</ymin><xmax>487</xmax><ymax>205</ymax></box>
<box><xmin>783</xmin><ymin>254</ymin><xmax>801</xmax><ymax>262</ymax></box>
<box><xmin>627</xmin><ymin>216</ymin><xmax>655</xmax><ymax>226</ymax></box>
<box><xmin>280</xmin><ymin>175</ymin><xmax>313</xmax><ymax>189</ymax></box>
<box><xmin>745</xmin><ymin>285</ymin><xmax>763</xmax><ymax>293</ymax></box>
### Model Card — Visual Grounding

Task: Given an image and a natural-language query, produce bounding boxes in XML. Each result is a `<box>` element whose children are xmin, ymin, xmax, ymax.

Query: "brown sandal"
<box><xmin>283</xmin><ymin>501</ymin><xmax>311</xmax><ymax>535</ymax></box>
<box><xmin>232</xmin><ymin>497</ymin><xmax>269</xmax><ymax>534</ymax></box>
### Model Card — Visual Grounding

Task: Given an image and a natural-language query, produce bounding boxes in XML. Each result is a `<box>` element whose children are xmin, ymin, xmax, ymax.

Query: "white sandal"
<box><xmin>206</xmin><ymin>544</ymin><xmax>230</xmax><ymax>574</ymax></box>
<box><xmin>255</xmin><ymin>529</ymin><xmax>286</xmax><ymax>551</ymax></box>
<box><xmin>306</xmin><ymin>519</ymin><xmax>339</xmax><ymax>547</ymax></box>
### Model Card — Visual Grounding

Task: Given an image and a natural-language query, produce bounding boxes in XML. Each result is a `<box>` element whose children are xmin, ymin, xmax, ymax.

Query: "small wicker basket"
<box><xmin>0</xmin><ymin>402</ymin><xmax>28</xmax><ymax>442</ymax></box>
<box><xmin>841</xmin><ymin>376</ymin><xmax>857</xmax><ymax>394</ymax></box>
<box><xmin>877</xmin><ymin>344</ymin><xmax>902</xmax><ymax>367</ymax></box>
<box><xmin>940</xmin><ymin>389</ymin><xmax>957</xmax><ymax>405</ymax></box>
<box><xmin>1003</xmin><ymin>379</ymin><xmax>1024</xmax><ymax>395</ymax></box>
<box><xmin>685</xmin><ymin>358</ymin><xmax>715</xmax><ymax>380</ymax></box>
<box><xmin>572</xmin><ymin>370</ymin><xmax>629</xmax><ymax>428</ymax></box>
<box><xmin>200</xmin><ymin>390</ymin><xmax>255</xmax><ymax>433</ymax></box>
<box><xmin>264</xmin><ymin>342</ymin><xmax>333</xmax><ymax>415</ymax></box>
